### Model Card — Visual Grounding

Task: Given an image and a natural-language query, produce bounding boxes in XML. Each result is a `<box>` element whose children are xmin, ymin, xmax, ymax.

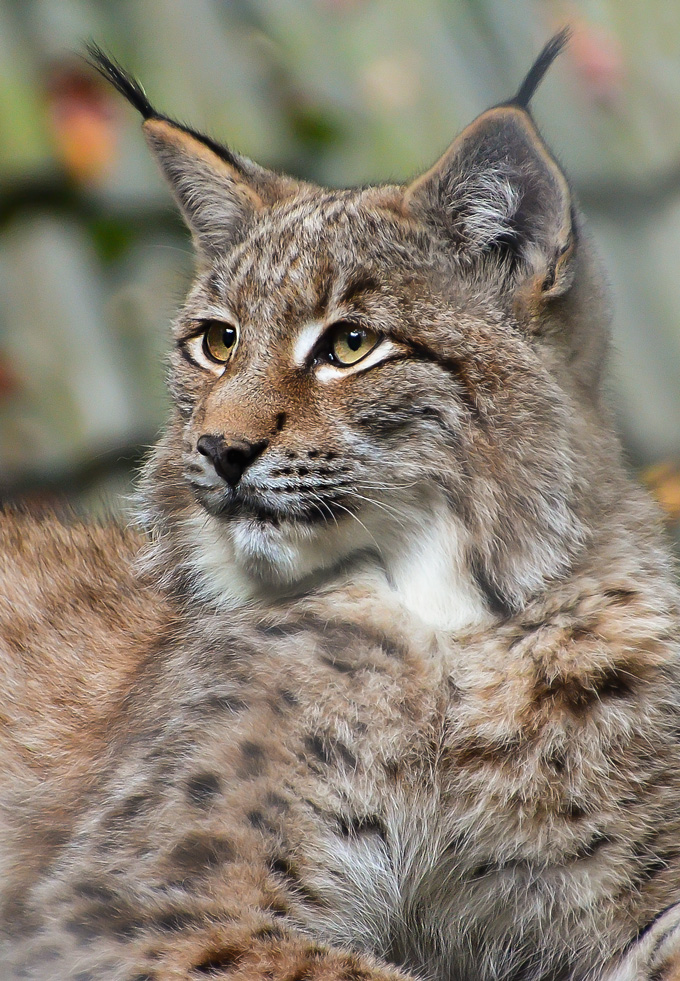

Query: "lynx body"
<box><xmin>1</xmin><ymin>35</ymin><xmax>680</xmax><ymax>981</ymax></box>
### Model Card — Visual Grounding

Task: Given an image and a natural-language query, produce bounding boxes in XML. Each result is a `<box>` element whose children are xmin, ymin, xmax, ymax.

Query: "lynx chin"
<box><xmin>1</xmin><ymin>29</ymin><xmax>680</xmax><ymax>981</ymax></box>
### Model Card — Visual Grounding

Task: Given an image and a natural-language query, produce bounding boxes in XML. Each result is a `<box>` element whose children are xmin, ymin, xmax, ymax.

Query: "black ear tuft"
<box><xmin>86</xmin><ymin>43</ymin><xmax>248</xmax><ymax>175</ymax></box>
<box><xmin>511</xmin><ymin>28</ymin><xmax>571</xmax><ymax>110</ymax></box>
<box><xmin>85</xmin><ymin>42</ymin><xmax>302</xmax><ymax>256</ymax></box>
<box><xmin>85</xmin><ymin>43</ymin><xmax>157</xmax><ymax>120</ymax></box>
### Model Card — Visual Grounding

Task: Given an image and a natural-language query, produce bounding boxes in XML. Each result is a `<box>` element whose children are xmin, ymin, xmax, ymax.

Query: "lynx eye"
<box><xmin>202</xmin><ymin>320</ymin><xmax>238</xmax><ymax>364</ymax></box>
<box><xmin>329</xmin><ymin>323</ymin><xmax>380</xmax><ymax>366</ymax></box>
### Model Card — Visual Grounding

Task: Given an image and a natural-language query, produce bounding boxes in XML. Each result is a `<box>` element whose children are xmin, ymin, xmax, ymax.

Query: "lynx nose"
<box><xmin>197</xmin><ymin>435</ymin><xmax>269</xmax><ymax>487</ymax></box>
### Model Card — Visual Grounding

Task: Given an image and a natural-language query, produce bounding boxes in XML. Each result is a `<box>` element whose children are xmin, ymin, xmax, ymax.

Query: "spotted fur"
<box><xmin>1</xmin><ymin>33</ymin><xmax>680</xmax><ymax>981</ymax></box>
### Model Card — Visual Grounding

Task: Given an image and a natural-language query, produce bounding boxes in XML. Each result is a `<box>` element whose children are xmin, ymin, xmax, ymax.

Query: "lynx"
<box><xmin>1</xmin><ymin>31</ymin><xmax>680</xmax><ymax>981</ymax></box>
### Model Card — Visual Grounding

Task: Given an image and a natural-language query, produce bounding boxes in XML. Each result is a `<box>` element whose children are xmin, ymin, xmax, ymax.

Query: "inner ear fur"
<box><xmin>404</xmin><ymin>105</ymin><xmax>574</xmax><ymax>301</ymax></box>
<box><xmin>142</xmin><ymin>118</ymin><xmax>265</xmax><ymax>256</ymax></box>
<box><xmin>143</xmin><ymin>118</ymin><xmax>306</xmax><ymax>258</ymax></box>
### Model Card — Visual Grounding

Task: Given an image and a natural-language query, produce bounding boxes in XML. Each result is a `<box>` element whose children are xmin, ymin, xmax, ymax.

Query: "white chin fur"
<box><xmin>183</xmin><ymin>507</ymin><xmax>375</xmax><ymax>607</ymax></box>
<box><xmin>183</xmin><ymin>491</ymin><xmax>491</xmax><ymax>634</ymax></box>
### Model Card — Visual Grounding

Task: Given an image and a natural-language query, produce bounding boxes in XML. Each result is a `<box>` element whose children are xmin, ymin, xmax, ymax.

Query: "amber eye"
<box><xmin>329</xmin><ymin>323</ymin><xmax>379</xmax><ymax>366</ymax></box>
<box><xmin>202</xmin><ymin>320</ymin><xmax>238</xmax><ymax>364</ymax></box>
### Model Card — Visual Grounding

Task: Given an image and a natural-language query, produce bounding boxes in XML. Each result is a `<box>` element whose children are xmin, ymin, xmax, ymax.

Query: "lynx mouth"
<box><xmin>200</xmin><ymin>485</ymin><xmax>356</xmax><ymax>528</ymax></box>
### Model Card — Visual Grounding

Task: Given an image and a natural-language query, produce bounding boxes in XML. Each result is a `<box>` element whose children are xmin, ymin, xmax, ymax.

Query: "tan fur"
<box><xmin>1</xmin><ymin>40</ymin><xmax>680</xmax><ymax>981</ymax></box>
<box><xmin>0</xmin><ymin>511</ymin><xmax>157</xmax><ymax>777</ymax></box>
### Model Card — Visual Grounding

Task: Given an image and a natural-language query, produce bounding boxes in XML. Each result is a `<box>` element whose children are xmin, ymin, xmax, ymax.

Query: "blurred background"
<box><xmin>1</xmin><ymin>0</ymin><xmax>679</xmax><ymax>542</ymax></box>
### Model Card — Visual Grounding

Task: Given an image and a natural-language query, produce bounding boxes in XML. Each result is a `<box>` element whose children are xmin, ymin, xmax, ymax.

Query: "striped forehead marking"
<box><xmin>224</xmin><ymin>206</ymin><xmax>341</xmax><ymax>309</ymax></box>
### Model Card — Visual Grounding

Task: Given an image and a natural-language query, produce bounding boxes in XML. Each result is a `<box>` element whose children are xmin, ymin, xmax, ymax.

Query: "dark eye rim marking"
<box><xmin>406</xmin><ymin>340</ymin><xmax>480</xmax><ymax>419</ymax></box>
<box><xmin>178</xmin><ymin>343</ymin><xmax>203</xmax><ymax>370</ymax></box>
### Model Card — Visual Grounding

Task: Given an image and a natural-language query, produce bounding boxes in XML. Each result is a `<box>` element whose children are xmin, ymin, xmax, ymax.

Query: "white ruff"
<box><xmin>381</xmin><ymin>500</ymin><xmax>490</xmax><ymax>632</ymax></box>
<box><xmin>183</xmin><ymin>507</ymin><xmax>375</xmax><ymax>608</ymax></box>
<box><xmin>184</xmin><ymin>491</ymin><xmax>490</xmax><ymax>633</ymax></box>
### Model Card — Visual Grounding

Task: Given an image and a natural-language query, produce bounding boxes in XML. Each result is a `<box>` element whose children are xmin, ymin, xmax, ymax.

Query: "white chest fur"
<box><xmin>182</xmin><ymin>491</ymin><xmax>490</xmax><ymax>634</ymax></box>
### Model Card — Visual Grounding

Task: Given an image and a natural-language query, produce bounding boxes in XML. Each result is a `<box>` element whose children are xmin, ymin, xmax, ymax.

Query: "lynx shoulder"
<box><xmin>1</xmin><ymin>32</ymin><xmax>680</xmax><ymax>981</ymax></box>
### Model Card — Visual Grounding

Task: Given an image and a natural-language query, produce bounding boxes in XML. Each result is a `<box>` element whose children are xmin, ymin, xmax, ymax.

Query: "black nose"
<box><xmin>197</xmin><ymin>435</ymin><xmax>269</xmax><ymax>487</ymax></box>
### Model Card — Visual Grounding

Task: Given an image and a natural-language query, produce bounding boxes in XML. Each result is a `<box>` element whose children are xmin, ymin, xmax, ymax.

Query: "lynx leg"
<box><xmin>151</xmin><ymin>929</ymin><xmax>417</xmax><ymax>981</ymax></box>
<box><xmin>5</xmin><ymin>927</ymin><xmax>417</xmax><ymax>981</ymax></box>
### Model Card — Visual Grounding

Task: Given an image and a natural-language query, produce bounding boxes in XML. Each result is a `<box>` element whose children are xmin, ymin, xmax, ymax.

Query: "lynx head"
<box><xmin>90</xmin><ymin>32</ymin><xmax>613</xmax><ymax>628</ymax></box>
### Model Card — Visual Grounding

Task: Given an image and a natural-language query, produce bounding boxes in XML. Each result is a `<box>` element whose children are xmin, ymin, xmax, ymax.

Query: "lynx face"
<box><xmin>95</xmin><ymin>40</ymin><xmax>607</xmax><ymax>625</ymax></box>
<box><xmin>167</xmin><ymin>191</ymin><xmax>488</xmax><ymax>623</ymax></box>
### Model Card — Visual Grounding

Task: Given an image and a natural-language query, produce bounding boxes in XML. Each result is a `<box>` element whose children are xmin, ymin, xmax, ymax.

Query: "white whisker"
<box><xmin>342</xmin><ymin>489</ymin><xmax>412</xmax><ymax>523</ymax></box>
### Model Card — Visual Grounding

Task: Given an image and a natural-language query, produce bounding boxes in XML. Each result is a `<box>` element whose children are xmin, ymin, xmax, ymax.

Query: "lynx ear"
<box><xmin>87</xmin><ymin>45</ymin><xmax>296</xmax><ymax>256</ymax></box>
<box><xmin>405</xmin><ymin>32</ymin><xmax>573</xmax><ymax>298</ymax></box>
<box><xmin>141</xmin><ymin>118</ymin><xmax>265</xmax><ymax>255</ymax></box>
